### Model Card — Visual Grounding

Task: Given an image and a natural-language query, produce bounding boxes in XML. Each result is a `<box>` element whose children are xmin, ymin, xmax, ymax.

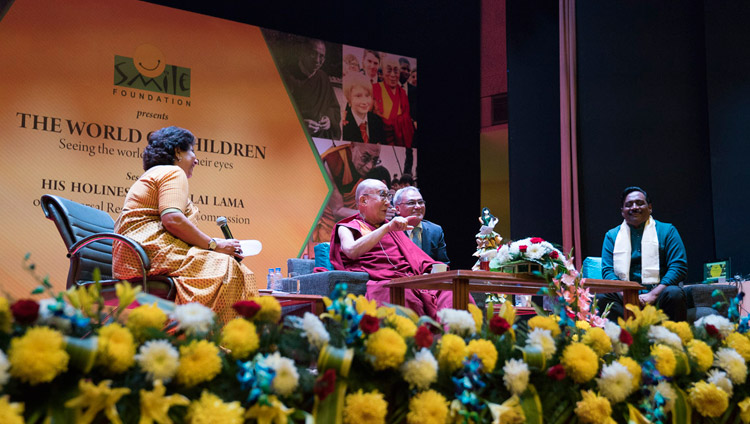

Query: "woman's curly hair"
<box><xmin>142</xmin><ymin>126</ymin><xmax>195</xmax><ymax>170</ymax></box>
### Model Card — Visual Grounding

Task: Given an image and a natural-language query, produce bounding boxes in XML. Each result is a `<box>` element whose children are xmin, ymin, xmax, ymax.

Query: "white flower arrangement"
<box><xmin>595</xmin><ymin>361</ymin><xmax>634</xmax><ymax>403</ymax></box>
<box><xmin>489</xmin><ymin>237</ymin><xmax>564</xmax><ymax>271</ymax></box>
<box><xmin>695</xmin><ymin>314</ymin><xmax>735</xmax><ymax>338</ymax></box>
<box><xmin>263</xmin><ymin>352</ymin><xmax>300</xmax><ymax>396</ymax></box>
<box><xmin>647</xmin><ymin>326</ymin><xmax>683</xmax><ymax>350</ymax></box>
<box><xmin>0</xmin><ymin>349</ymin><xmax>9</xmax><ymax>390</ymax></box>
<box><xmin>437</xmin><ymin>309</ymin><xmax>476</xmax><ymax>336</ymax></box>
<box><xmin>171</xmin><ymin>303</ymin><xmax>215</xmax><ymax>335</ymax></box>
<box><xmin>526</xmin><ymin>328</ymin><xmax>556</xmax><ymax>360</ymax></box>
<box><xmin>707</xmin><ymin>369</ymin><xmax>734</xmax><ymax>397</ymax></box>
<box><xmin>302</xmin><ymin>312</ymin><xmax>330</xmax><ymax>349</ymax></box>
<box><xmin>714</xmin><ymin>347</ymin><xmax>748</xmax><ymax>384</ymax></box>
<box><xmin>400</xmin><ymin>348</ymin><xmax>438</xmax><ymax>390</ymax></box>
<box><xmin>502</xmin><ymin>358</ymin><xmax>530</xmax><ymax>396</ymax></box>
<box><xmin>134</xmin><ymin>339</ymin><xmax>180</xmax><ymax>382</ymax></box>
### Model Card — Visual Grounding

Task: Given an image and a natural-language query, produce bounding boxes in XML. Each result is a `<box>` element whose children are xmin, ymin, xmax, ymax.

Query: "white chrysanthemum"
<box><xmin>527</xmin><ymin>328</ymin><xmax>556</xmax><ymax>359</ymax></box>
<box><xmin>171</xmin><ymin>303</ymin><xmax>214</xmax><ymax>335</ymax></box>
<box><xmin>0</xmin><ymin>350</ymin><xmax>9</xmax><ymax>390</ymax></box>
<box><xmin>525</xmin><ymin>243</ymin><xmax>546</xmax><ymax>260</ymax></box>
<box><xmin>648</xmin><ymin>326</ymin><xmax>683</xmax><ymax>349</ymax></box>
<box><xmin>603</xmin><ymin>320</ymin><xmax>621</xmax><ymax>341</ymax></box>
<box><xmin>649</xmin><ymin>381</ymin><xmax>676</xmax><ymax>413</ymax></box>
<box><xmin>264</xmin><ymin>352</ymin><xmax>300</xmax><ymax>396</ymax></box>
<box><xmin>302</xmin><ymin>312</ymin><xmax>329</xmax><ymax>349</ymax></box>
<box><xmin>596</xmin><ymin>361</ymin><xmax>634</xmax><ymax>403</ymax></box>
<box><xmin>502</xmin><ymin>358</ymin><xmax>530</xmax><ymax>396</ymax></box>
<box><xmin>707</xmin><ymin>369</ymin><xmax>734</xmax><ymax>397</ymax></box>
<box><xmin>135</xmin><ymin>339</ymin><xmax>180</xmax><ymax>382</ymax></box>
<box><xmin>508</xmin><ymin>242</ymin><xmax>521</xmax><ymax>257</ymax></box>
<box><xmin>438</xmin><ymin>309</ymin><xmax>476</xmax><ymax>336</ymax></box>
<box><xmin>695</xmin><ymin>314</ymin><xmax>734</xmax><ymax>338</ymax></box>
<box><xmin>714</xmin><ymin>347</ymin><xmax>748</xmax><ymax>384</ymax></box>
<box><xmin>491</xmin><ymin>245</ymin><xmax>512</xmax><ymax>266</ymax></box>
<box><xmin>400</xmin><ymin>348</ymin><xmax>438</xmax><ymax>390</ymax></box>
<box><xmin>36</xmin><ymin>298</ymin><xmax>79</xmax><ymax>331</ymax></box>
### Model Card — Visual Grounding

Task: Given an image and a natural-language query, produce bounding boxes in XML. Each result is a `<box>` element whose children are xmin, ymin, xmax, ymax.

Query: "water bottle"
<box><xmin>274</xmin><ymin>267</ymin><xmax>283</xmax><ymax>291</ymax></box>
<box><xmin>266</xmin><ymin>268</ymin><xmax>274</xmax><ymax>290</ymax></box>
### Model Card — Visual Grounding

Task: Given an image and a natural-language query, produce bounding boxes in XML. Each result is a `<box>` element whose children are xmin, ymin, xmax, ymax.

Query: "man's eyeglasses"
<box><xmin>359</xmin><ymin>153</ymin><xmax>382</xmax><ymax>166</ymax></box>
<box><xmin>401</xmin><ymin>200</ymin><xmax>426</xmax><ymax>207</ymax></box>
<box><xmin>365</xmin><ymin>190</ymin><xmax>391</xmax><ymax>201</ymax></box>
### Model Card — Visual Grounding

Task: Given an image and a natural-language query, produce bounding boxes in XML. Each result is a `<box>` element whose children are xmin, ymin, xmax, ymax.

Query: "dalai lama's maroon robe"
<box><xmin>330</xmin><ymin>213</ymin><xmax>463</xmax><ymax>319</ymax></box>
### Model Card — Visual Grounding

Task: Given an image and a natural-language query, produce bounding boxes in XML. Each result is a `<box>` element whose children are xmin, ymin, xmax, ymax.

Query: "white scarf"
<box><xmin>613</xmin><ymin>216</ymin><xmax>660</xmax><ymax>284</ymax></box>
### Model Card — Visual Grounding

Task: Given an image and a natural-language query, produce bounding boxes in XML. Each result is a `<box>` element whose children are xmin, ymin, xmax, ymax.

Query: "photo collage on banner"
<box><xmin>262</xmin><ymin>30</ymin><xmax>419</xmax><ymax>243</ymax></box>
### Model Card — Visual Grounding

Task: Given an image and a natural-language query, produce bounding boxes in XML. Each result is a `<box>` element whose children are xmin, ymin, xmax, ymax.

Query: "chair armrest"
<box><xmin>68</xmin><ymin>232</ymin><xmax>152</xmax><ymax>294</ymax></box>
<box><xmin>281</xmin><ymin>271</ymin><xmax>370</xmax><ymax>297</ymax></box>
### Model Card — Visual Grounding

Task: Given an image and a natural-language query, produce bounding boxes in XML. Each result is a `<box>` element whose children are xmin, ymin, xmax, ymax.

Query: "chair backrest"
<box><xmin>40</xmin><ymin>194</ymin><xmax>116</xmax><ymax>287</ymax></box>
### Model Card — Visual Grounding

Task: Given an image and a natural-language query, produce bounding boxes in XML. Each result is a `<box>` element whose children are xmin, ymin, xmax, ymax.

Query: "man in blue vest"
<box><xmin>393</xmin><ymin>186</ymin><xmax>450</xmax><ymax>265</ymax></box>
<box><xmin>599</xmin><ymin>186</ymin><xmax>688</xmax><ymax>321</ymax></box>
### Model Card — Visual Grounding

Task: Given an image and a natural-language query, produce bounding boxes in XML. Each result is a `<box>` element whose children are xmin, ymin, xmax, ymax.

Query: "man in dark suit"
<box><xmin>393</xmin><ymin>186</ymin><xmax>450</xmax><ymax>265</ymax></box>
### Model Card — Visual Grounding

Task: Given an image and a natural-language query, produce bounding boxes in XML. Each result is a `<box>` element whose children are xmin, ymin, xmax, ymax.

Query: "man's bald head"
<box><xmin>355</xmin><ymin>179</ymin><xmax>390</xmax><ymax>225</ymax></box>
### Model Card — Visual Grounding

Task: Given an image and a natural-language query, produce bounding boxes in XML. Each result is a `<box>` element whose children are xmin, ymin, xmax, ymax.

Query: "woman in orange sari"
<box><xmin>112</xmin><ymin>126</ymin><xmax>257</xmax><ymax>322</ymax></box>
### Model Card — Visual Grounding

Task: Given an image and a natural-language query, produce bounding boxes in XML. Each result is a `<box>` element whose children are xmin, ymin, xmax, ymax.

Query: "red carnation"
<box><xmin>10</xmin><ymin>299</ymin><xmax>39</xmax><ymax>325</ymax></box>
<box><xmin>549</xmin><ymin>250</ymin><xmax>559</xmax><ymax>259</ymax></box>
<box><xmin>360</xmin><ymin>314</ymin><xmax>380</xmax><ymax>334</ymax></box>
<box><xmin>530</xmin><ymin>237</ymin><xmax>544</xmax><ymax>244</ymax></box>
<box><xmin>519</xmin><ymin>245</ymin><xmax>528</xmax><ymax>253</ymax></box>
<box><xmin>489</xmin><ymin>316</ymin><xmax>510</xmax><ymax>335</ymax></box>
<box><xmin>547</xmin><ymin>364</ymin><xmax>566</xmax><ymax>380</ymax></box>
<box><xmin>415</xmin><ymin>325</ymin><xmax>434</xmax><ymax>348</ymax></box>
<box><xmin>705</xmin><ymin>324</ymin><xmax>720</xmax><ymax>338</ymax></box>
<box><xmin>314</xmin><ymin>369</ymin><xmax>337</xmax><ymax>400</ymax></box>
<box><xmin>619</xmin><ymin>329</ymin><xmax>633</xmax><ymax>345</ymax></box>
<box><xmin>232</xmin><ymin>300</ymin><xmax>261</xmax><ymax>319</ymax></box>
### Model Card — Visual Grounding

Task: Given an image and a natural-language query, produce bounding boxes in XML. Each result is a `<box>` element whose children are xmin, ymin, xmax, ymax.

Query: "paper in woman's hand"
<box><xmin>238</xmin><ymin>240</ymin><xmax>262</xmax><ymax>258</ymax></box>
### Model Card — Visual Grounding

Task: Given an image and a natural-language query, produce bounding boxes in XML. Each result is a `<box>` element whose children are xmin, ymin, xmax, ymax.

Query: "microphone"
<box><xmin>216</xmin><ymin>216</ymin><xmax>234</xmax><ymax>239</ymax></box>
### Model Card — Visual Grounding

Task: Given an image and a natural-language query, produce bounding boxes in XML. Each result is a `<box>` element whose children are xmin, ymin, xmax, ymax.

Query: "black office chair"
<box><xmin>40</xmin><ymin>194</ymin><xmax>175</xmax><ymax>300</ymax></box>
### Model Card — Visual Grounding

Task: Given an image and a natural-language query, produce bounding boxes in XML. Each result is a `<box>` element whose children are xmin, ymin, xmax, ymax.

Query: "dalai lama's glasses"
<box><xmin>366</xmin><ymin>190</ymin><xmax>392</xmax><ymax>202</ymax></box>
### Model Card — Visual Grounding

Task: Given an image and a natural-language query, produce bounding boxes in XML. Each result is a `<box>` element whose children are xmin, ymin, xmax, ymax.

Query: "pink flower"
<box><xmin>530</xmin><ymin>237</ymin><xmax>544</xmax><ymax>244</ymax></box>
<box><xmin>561</xmin><ymin>273</ymin><xmax>577</xmax><ymax>286</ymax></box>
<box><xmin>518</xmin><ymin>245</ymin><xmax>528</xmax><ymax>253</ymax></box>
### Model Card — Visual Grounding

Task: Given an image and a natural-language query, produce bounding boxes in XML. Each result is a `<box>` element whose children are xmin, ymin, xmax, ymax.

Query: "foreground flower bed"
<box><xmin>2</xmin><ymin>258</ymin><xmax>750</xmax><ymax>423</ymax></box>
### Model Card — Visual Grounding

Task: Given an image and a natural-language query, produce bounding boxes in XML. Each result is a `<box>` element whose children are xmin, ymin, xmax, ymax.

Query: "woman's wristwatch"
<box><xmin>208</xmin><ymin>238</ymin><xmax>217</xmax><ymax>250</ymax></box>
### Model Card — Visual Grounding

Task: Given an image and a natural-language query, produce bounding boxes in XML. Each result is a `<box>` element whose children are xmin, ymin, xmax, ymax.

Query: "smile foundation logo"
<box><xmin>113</xmin><ymin>44</ymin><xmax>191</xmax><ymax>106</ymax></box>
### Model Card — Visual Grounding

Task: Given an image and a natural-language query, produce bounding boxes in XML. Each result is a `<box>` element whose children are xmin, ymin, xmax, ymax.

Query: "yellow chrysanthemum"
<box><xmin>9</xmin><ymin>327</ymin><xmax>68</xmax><ymax>385</ymax></box>
<box><xmin>575</xmin><ymin>390</ymin><xmax>616</xmax><ymax>424</ymax></box>
<box><xmin>245</xmin><ymin>394</ymin><xmax>293</xmax><ymax>424</ymax></box>
<box><xmin>663</xmin><ymin>320</ymin><xmax>693</xmax><ymax>344</ymax></box>
<box><xmin>726</xmin><ymin>332</ymin><xmax>750</xmax><ymax>361</ymax></box>
<box><xmin>400</xmin><ymin>349</ymin><xmax>438</xmax><ymax>390</ymax></box>
<box><xmin>576</xmin><ymin>320</ymin><xmax>591</xmax><ymax>331</ymax></box>
<box><xmin>468</xmin><ymin>304</ymin><xmax>483</xmax><ymax>333</ymax></box>
<box><xmin>618</xmin><ymin>304</ymin><xmax>667</xmax><ymax>333</ymax></box>
<box><xmin>0</xmin><ymin>297</ymin><xmax>12</xmax><ymax>333</ymax></box>
<box><xmin>126</xmin><ymin>303</ymin><xmax>167</xmax><ymax>341</ymax></box>
<box><xmin>561</xmin><ymin>342</ymin><xmax>599</xmax><ymax>383</ymax></box>
<box><xmin>343</xmin><ymin>389</ymin><xmax>387</xmax><ymax>424</ymax></box>
<box><xmin>96</xmin><ymin>323</ymin><xmax>136</xmax><ymax>374</ymax></box>
<box><xmin>688</xmin><ymin>381</ymin><xmax>729</xmax><ymax>418</ymax></box>
<box><xmin>437</xmin><ymin>334</ymin><xmax>468</xmax><ymax>372</ymax></box>
<box><xmin>738</xmin><ymin>397</ymin><xmax>750</xmax><ymax>424</ymax></box>
<box><xmin>686</xmin><ymin>339</ymin><xmax>713</xmax><ymax>373</ymax></box>
<box><xmin>616</xmin><ymin>356</ymin><xmax>642</xmax><ymax>390</ymax></box>
<box><xmin>248</xmin><ymin>296</ymin><xmax>282</xmax><ymax>323</ymax></box>
<box><xmin>407</xmin><ymin>390</ymin><xmax>449</xmax><ymax>424</ymax></box>
<box><xmin>387</xmin><ymin>314</ymin><xmax>417</xmax><ymax>338</ymax></box>
<box><xmin>651</xmin><ymin>344</ymin><xmax>676</xmax><ymax>377</ymax></box>
<box><xmin>353</xmin><ymin>295</ymin><xmax>378</xmax><ymax>316</ymax></box>
<box><xmin>365</xmin><ymin>328</ymin><xmax>407</xmax><ymax>370</ymax></box>
<box><xmin>528</xmin><ymin>315</ymin><xmax>561</xmax><ymax>337</ymax></box>
<box><xmin>220</xmin><ymin>318</ymin><xmax>259</xmax><ymax>359</ymax></box>
<box><xmin>176</xmin><ymin>340</ymin><xmax>222</xmax><ymax>387</ymax></box>
<box><xmin>582</xmin><ymin>327</ymin><xmax>612</xmax><ymax>357</ymax></box>
<box><xmin>467</xmin><ymin>339</ymin><xmax>498</xmax><ymax>372</ymax></box>
<box><xmin>186</xmin><ymin>390</ymin><xmax>245</xmax><ymax>424</ymax></box>
<box><xmin>0</xmin><ymin>395</ymin><xmax>24</xmax><ymax>424</ymax></box>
